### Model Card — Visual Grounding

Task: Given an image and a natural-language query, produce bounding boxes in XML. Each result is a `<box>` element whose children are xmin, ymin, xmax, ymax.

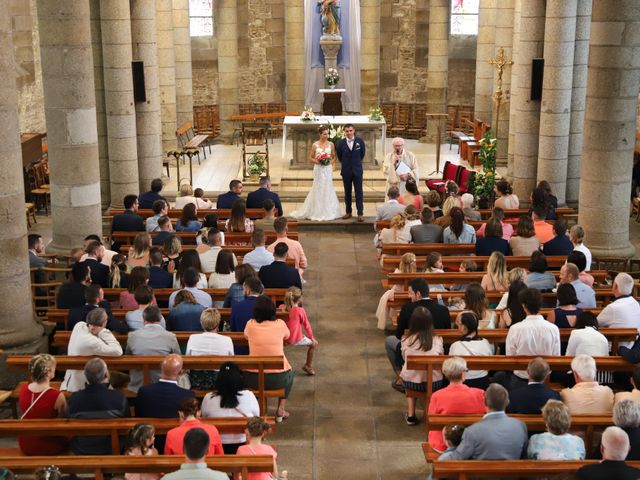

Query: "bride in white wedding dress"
<box><xmin>291</xmin><ymin>126</ymin><xmax>342</xmax><ymax>221</ymax></box>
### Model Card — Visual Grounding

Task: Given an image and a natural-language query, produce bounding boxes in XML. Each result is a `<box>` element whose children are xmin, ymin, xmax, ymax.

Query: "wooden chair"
<box><xmin>592</xmin><ymin>256</ymin><xmax>629</xmax><ymax>275</ymax></box>
<box><xmin>458</xmin><ymin>108</ymin><xmax>474</xmax><ymax>134</ymax></box>
<box><xmin>30</xmin><ymin>162</ymin><xmax>50</xmax><ymax>214</ymax></box>
<box><xmin>380</xmin><ymin>102</ymin><xmax>396</xmax><ymax>129</ymax></box>
<box><xmin>176</xmin><ymin>121</ymin><xmax>210</xmax><ymax>162</ymax></box>
<box><xmin>25</xmin><ymin>203</ymin><xmax>36</xmax><ymax>227</ymax></box>
<box><xmin>239</xmin><ymin>103</ymin><xmax>254</xmax><ymax>116</ymax></box>
<box><xmin>390</xmin><ymin>104</ymin><xmax>410</xmax><ymax>137</ymax></box>
<box><xmin>407</xmin><ymin>104</ymin><xmax>428</xmax><ymax>139</ymax></box>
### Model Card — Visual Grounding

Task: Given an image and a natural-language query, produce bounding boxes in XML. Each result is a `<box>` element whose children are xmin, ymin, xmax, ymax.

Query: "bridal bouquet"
<box><xmin>317</xmin><ymin>152</ymin><xmax>332</xmax><ymax>166</ymax></box>
<box><xmin>300</xmin><ymin>106</ymin><xmax>317</xmax><ymax>122</ymax></box>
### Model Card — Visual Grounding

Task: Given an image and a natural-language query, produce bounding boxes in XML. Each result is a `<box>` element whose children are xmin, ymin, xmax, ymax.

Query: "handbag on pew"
<box><xmin>20</xmin><ymin>386</ymin><xmax>51</xmax><ymax>419</ymax></box>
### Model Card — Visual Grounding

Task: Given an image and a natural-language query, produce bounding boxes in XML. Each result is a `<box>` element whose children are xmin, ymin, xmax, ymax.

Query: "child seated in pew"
<box><xmin>124</xmin><ymin>423</ymin><xmax>161</xmax><ymax>480</ymax></box>
<box><xmin>425</xmin><ymin>252</ymin><xmax>447</xmax><ymax>292</ymax></box>
<box><xmin>236</xmin><ymin>417</ymin><xmax>278</xmax><ymax>480</ymax></box>
<box><xmin>282</xmin><ymin>287</ymin><xmax>318</xmax><ymax>376</ymax></box>
<box><xmin>438</xmin><ymin>424</ymin><xmax>465</xmax><ymax>461</ymax></box>
<box><xmin>376</xmin><ymin>252</ymin><xmax>417</xmax><ymax>330</ymax></box>
<box><xmin>194</xmin><ymin>188</ymin><xmax>213</xmax><ymax>210</ymax></box>
<box><xmin>449</xmin><ymin>259</ymin><xmax>478</xmax><ymax>292</ymax></box>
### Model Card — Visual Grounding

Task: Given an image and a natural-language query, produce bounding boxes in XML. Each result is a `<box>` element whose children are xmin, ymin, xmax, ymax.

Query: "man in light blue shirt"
<box><xmin>242</xmin><ymin>228</ymin><xmax>274</xmax><ymax>272</ymax></box>
<box><xmin>560</xmin><ymin>263</ymin><xmax>596</xmax><ymax>308</ymax></box>
<box><xmin>161</xmin><ymin>428</ymin><xmax>227</xmax><ymax>479</ymax></box>
<box><xmin>168</xmin><ymin>268</ymin><xmax>213</xmax><ymax>308</ymax></box>
<box><xmin>146</xmin><ymin>199</ymin><xmax>169</xmax><ymax>232</ymax></box>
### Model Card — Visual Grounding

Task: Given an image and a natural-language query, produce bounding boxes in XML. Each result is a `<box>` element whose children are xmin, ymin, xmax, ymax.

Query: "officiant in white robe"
<box><xmin>383</xmin><ymin>137</ymin><xmax>419</xmax><ymax>195</ymax></box>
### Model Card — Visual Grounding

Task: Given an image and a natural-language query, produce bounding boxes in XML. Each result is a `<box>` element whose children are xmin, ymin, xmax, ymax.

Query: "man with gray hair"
<box><xmin>383</xmin><ymin>137</ymin><xmax>418</xmax><ymax>194</ymax></box>
<box><xmin>246</xmin><ymin>175</ymin><xmax>283</xmax><ymax>217</ymax></box>
<box><xmin>66</xmin><ymin>358</ymin><xmax>130</xmax><ymax>455</ymax></box>
<box><xmin>450</xmin><ymin>383</ymin><xmax>528</xmax><ymax>460</ymax></box>
<box><xmin>508</xmin><ymin>357</ymin><xmax>561</xmax><ymax>414</ymax></box>
<box><xmin>598</xmin><ymin>272</ymin><xmax>640</xmax><ymax>348</ymax></box>
<box><xmin>613</xmin><ymin>399</ymin><xmax>640</xmax><ymax>460</ymax></box>
<box><xmin>576</xmin><ymin>426</ymin><xmax>640</xmax><ymax>479</ymax></box>
<box><xmin>561</xmin><ymin>354</ymin><xmax>614</xmax><ymax>415</ymax></box>
<box><xmin>61</xmin><ymin>308</ymin><xmax>123</xmax><ymax>392</ymax></box>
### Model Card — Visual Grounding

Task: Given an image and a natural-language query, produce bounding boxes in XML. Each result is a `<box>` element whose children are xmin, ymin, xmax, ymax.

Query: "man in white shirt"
<box><xmin>61</xmin><ymin>308</ymin><xmax>123</xmax><ymax>392</ymax></box>
<box><xmin>375</xmin><ymin>186</ymin><xmax>406</xmax><ymax>221</ymax></box>
<box><xmin>146</xmin><ymin>199</ymin><xmax>169</xmax><ymax>232</ymax></box>
<box><xmin>80</xmin><ymin>235</ymin><xmax>116</xmax><ymax>267</ymax></box>
<box><xmin>570</xmin><ymin>224</ymin><xmax>592</xmax><ymax>271</ymax></box>
<box><xmin>504</xmin><ymin>288</ymin><xmax>561</xmax><ymax>389</ymax></box>
<box><xmin>199</xmin><ymin>229</ymin><xmax>236</xmax><ymax>274</ymax></box>
<box><xmin>383</xmin><ymin>137</ymin><xmax>418</xmax><ymax>194</ymax></box>
<box><xmin>242</xmin><ymin>228</ymin><xmax>274</xmax><ymax>272</ymax></box>
<box><xmin>598</xmin><ymin>272</ymin><xmax>640</xmax><ymax>349</ymax></box>
<box><xmin>559</xmin><ymin>263</ymin><xmax>596</xmax><ymax>308</ymax></box>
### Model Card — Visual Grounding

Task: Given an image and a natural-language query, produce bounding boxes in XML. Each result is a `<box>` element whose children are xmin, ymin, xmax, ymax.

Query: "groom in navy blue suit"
<box><xmin>336</xmin><ymin>124</ymin><xmax>366</xmax><ymax>221</ymax></box>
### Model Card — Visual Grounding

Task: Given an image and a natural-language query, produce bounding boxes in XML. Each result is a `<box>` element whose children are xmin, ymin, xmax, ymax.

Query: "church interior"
<box><xmin>2</xmin><ymin>0</ymin><xmax>640</xmax><ymax>478</ymax></box>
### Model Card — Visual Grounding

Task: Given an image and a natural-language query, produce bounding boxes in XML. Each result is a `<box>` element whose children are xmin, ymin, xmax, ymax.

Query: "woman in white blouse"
<box><xmin>566</xmin><ymin>311</ymin><xmax>609</xmax><ymax>357</ymax></box>
<box><xmin>208</xmin><ymin>249</ymin><xmax>236</xmax><ymax>289</ymax></box>
<box><xmin>449</xmin><ymin>312</ymin><xmax>494</xmax><ymax>389</ymax></box>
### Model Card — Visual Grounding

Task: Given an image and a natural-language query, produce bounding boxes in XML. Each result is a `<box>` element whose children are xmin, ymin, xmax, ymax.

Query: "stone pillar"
<box><xmin>101</xmin><ymin>0</ymin><xmax>140</xmax><ymax>208</ymax></box>
<box><xmin>506</xmin><ymin>0</ymin><xmax>521</xmax><ymax>177</ymax></box>
<box><xmin>157</xmin><ymin>0</ymin><xmax>178</xmax><ymax>152</ymax></box>
<box><xmin>493</xmin><ymin>0</ymin><xmax>514</xmax><ymax>165</ymax></box>
<box><xmin>217</xmin><ymin>0</ymin><xmax>239</xmax><ymax>141</ymax></box>
<box><xmin>173</xmin><ymin>0</ymin><xmax>194</xmax><ymax>125</ymax></box>
<box><xmin>360</xmin><ymin>0</ymin><xmax>381</xmax><ymax>113</ymax></box>
<box><xmin>89</xmin><ymin>0</ymin><xmax>110</xmax><ymax>210</ymax></box>
<box><xmin>285</xmin><ymin>1</ymin><xmax>304</xmax><ymax>112</ymax></box>
<box><xmin>38</xmin><ymin>0</ymin><xmax>103</xmax><ymax>250</ymax></box>
<box><xmin>474</xmin><ymin>0</ymin><xmax>496</xmax><ymax>125</ymax></box>
<box><xmin>0</xmin><ymin>1</ymin><xmax>43</xmax><ymax>351</ymax></box>
<box><xmin>535</xmin><ymin>0</ymin><xmax>577</xmax><ymax>206</ymax></box>
<box><xmin>425</xmin><ymin>0</ymin><xmax>449</xmax><ymax>142</ymax></box>
<box><xmin>131</xmin><ymin>0</ymin><xmax>163</xmax><ymax>192</ymax></box>
<box><xmin>566</xmin><ymin>0</ymin><xmax>592</xmax><ymax>206</ymax></box>
<box><xmin>577</xmin><ymin>0</ymin><xmax>640</xmax><ymax>258</ymax></box>
<box><xmin>511</xmin><ymin>0</ymin><xmax>545</xmax><ymax>202</ymax></box>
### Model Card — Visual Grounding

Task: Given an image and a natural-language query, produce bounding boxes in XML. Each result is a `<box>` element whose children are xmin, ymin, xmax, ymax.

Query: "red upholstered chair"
<box><xmin>426</xmin><ymin>161</ymin><xmax>461</xmax><ymax>192</ymax></box>
<box><xmin>457</xmin><ymin>168</ymin><xmax>476</xmax><ymax>194</ymax></box>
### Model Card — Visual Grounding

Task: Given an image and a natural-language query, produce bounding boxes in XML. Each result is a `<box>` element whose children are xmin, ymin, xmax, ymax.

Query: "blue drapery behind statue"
<box><xmin>310</xmin><ymin>1</ymin><xmax>350</xmax><ymax>68</ymax></box>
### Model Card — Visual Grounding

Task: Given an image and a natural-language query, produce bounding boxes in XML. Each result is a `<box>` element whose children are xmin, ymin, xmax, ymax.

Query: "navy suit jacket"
<box><xmin>135</xmin><ymin>381</ymin><xmax>195</xmax><ymax>418</ymax></box>
<box><xmin>246</xmin><ymin>188</ymin><xmax>283</xmax><ymax>217</ymax></box>
<box><xmin>138</xmin><ymin>191</ymin><xmax>166</xmax><ymax>210</ymax></box>
<box><xmin>81</xmin><ymin>258</ymin><xmax>110</xmax><ymax>288</ymax></box>
<box><xmin>67</xmin><ymin>302</ymin><xmax>129</xmax><ymax>334</ymax></box>
<box><xmin>230</xmin><ymin>296</ymin><xmax>258</xmax><ymax>354</ymax></box>
<box><xmin>152</xmin><ymin>231</ymin><xmax>174</xmax><ymax>246</ymax></box>
<box><xmin>216</xmin><ymin>191</ymin><xmax>241</xmax><ymax>209</ymax></box>
<box><xmin>149</xmin><ymin>266</ymin><xmax>173</xmax><ymax>289</ymax></box>
<box><xmin>507</xmin><ymin>383</ymin><xmax>561</xmax><ymax>414</ymax></box>
<box><xmin>259</xmin><ymin>261</ymin><xmax>302</xmax><ymax>289</ymax></box>
<box><xmin>542</xmin><ymin>235</ymin><xmax>574</xmax><ymax>257</ymax></box>
<box><xmin>111</xmin><ymin>210</ymin><xmax>145</xmax><ymax>232</ymax></box>
<box><xmin>476</xmin><ymin>236</ymin><xmax>511</xmax><ymax>256</ymax></box>
<box><xmin>336</xmin><ymin>137</ymin><xmax>365</xmax><ymax>177</ymax></box>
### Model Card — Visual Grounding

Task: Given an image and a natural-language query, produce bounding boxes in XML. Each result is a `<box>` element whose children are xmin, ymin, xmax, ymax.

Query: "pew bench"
<box><xmin>102</xmin><ymin>288</ymin><xmax>289</xmax><ymax>303</ymax></box>
<box><xmin>177</xmin><ymin>120</ymin><xmax>211</xmax><ymax>159</ymax></box>
<box><xmin>382</xmin><ymin>243</ymin><xmax>477</xmax><ymax>256</ymax></box>
<box><xmin>111</xmin><ymin>230</ymin><xmax>298</xmax><ymax>245</ymax></box>
<box><xmin>381</xmin><ymin>254</ymin><xmax>570</xmax><ymax>273</ymax></box>
<box><xmin>108</xmin><ymin>208</ymin><xmax>268</xmax><ymax>220</ymax></box>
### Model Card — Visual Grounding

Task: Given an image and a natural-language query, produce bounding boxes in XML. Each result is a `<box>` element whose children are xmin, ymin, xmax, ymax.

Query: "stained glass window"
<box><xmin>190</xmin><ymin>0</ymin><xmax>213</xmax><ymax>37</ymax></box>
<box><xmin>450</xmin><ymin>0</ymin><xmax>479</xmax><ymax>35</ymax></box>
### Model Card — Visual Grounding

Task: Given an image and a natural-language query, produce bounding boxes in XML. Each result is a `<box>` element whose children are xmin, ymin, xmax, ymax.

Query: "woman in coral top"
<box><xmin>282</xmin><ymin>287</ymin><xmax>318</xmax><ymax>375</ymax></box>
<box><xmin>235</xmin><ymin>417</ymin><xmax>278</xmax><ymax>480</ymax></box>
<box><xmin>244</xmin><ymin>296</ymin><xmax>294</xmax><ymax>423</ymax></box>
<box><xmin>18</xmin><ymin>354</ymin><xmax>68</xmax><ymax>455</ymax></box>
<box><xmin>164</xmin><ymin>397</ymin><xmax>224</xmax><ymax>456</ymax></box>
<box><xmin>397</xmin><ymin>177</ymin><xmax>424</xmax><ymax>210</ymax></box>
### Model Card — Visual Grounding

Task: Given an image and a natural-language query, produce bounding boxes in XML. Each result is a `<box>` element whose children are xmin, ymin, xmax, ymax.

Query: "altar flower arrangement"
<box><xmin>328</xmin><ymin>124</ymin><xmax>345</xmax><ymax>145</ymax></box>
<box><xmin>300</xmin><ymin>106</ymin><xmax>317</xmax><ymax>122</ymax></box>
<box><xmin>317</xmin><ymin>151</ymin><xmax>332</xmax><ymax>166</ymax></box>
<box><xmin>325</xmin><ymin>67</ymin><xmax>340</xmax><ymax>87</ymax></box>
<box><xmin>369</xmin><ymin>106</ymin><xmax>383</xmax><ymax>121</ymax></box>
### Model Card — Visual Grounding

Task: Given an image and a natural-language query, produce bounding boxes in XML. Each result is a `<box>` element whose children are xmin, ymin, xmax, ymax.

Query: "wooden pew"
<box><xmin>102</xmin><ymin>288</ymin><xmax>289</xmax><ymax>303</ymax></box>
<box><xmin>7</xmin><ymin>355</ymin><xmax>284</xmax><ymax>415</ymax></box>
<box><xmin>52</xmin><ymin>330</ymin><xmax>248</xmax><ymax>348</ymax></box>
<box><xmin>111</xmin><ymin>230</ymin><xmax>298</xmax><ymax>245</ymax></box>
<box><xmin>121</xmin><ymin>244</ymin><xmax>254</xmax><ymax>255</ymax></box>
<box><xmin>176</xmin><ymin>120</ymin><xmax>210</xmax><ymax>158</ymax></box>
<box><xmin>382</xmin><ymin>243</ymin><xmax>477</xmax><ymax>256</ymax></box>
<box><xmin>375</xmin><ymin>218</ymin><xmax>530</xmax><ymax>232</ymax></box>
<box><xmin>0</xmin><ymin>455</ymin><xmax>274</xmax><ymax>479</ymax></box>
<box><xmin>431</xmin><ymin>460</ymin><xmax>640</xmax><ymax>479</ymax></box>
<box><xmin>109</xmin><ymin>208</ymin><xmax>267</xmax><ymax>220</ymax></box>
<box><xmin>0</xmin><ymin>417</ymin><xmax>275</xmax><ymax>454</ymax></box>
<box><xmin>381</xmin><ymin>254</ymin><xmax>569</xmax><ymax>273</ymax></box>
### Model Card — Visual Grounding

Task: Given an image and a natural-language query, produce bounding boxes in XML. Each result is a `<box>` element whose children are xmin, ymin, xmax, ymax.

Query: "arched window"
<box><xmin>189</xmin><ymin>0</ymin><xmax>213</xmax><ymax>37</ymax></box>
<box><xmin>450</xmin><ymin>0</ymin><xmax>479</xmax><ymax>35</ymax></box>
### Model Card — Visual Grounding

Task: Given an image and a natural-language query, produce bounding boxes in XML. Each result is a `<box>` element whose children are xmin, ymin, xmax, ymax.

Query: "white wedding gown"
<box><xmin>291</xmin><ymin>145</ymin><xmax>342</xmax><ymax>221</ymax></box>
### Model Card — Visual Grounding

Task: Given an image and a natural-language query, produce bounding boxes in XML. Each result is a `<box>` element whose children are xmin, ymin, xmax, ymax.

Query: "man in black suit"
<box><xmin>148</xmin><ymin>247</ymin><xmax>173</xmax><ymax>289</ymax></box>
<box><xmin>576</xmin><ymin>426</ymin><xmax>640</xmax><ymax>479</ymax></box>
<box><xmin>216</xmin><ymin>179</ymin><xmax>243</xmax><ymax>209</ymax></box>
<box><xmin>507</xmin><ymin>357</ymin><xmax>560</xmax><ymax>414</ymax></box>
<box><xmin>67</xmin><ymin>284</ymin><xmax>128</xmax><ymax>333</ymax></box>
<box><xmin>246</xmin><ymin>176</ymin><xmax>283</xmax><ymax>217</ymax></box>
<box><xmin>81</xmin><ymin>241</ymin><xmax>110</xmax><ymax>288</ymax></box>
<box><xmin>57</xmin><ymin>262</ymin><xmax>92</xmax><ymax>308</ymax></box>
<box><xmin>259</xmin><ymin>242</ymin><xmax>302</xmax><ymax>289</ymax></box>
<box><xmin>138</xmin><ymin>178</ymin><xmax>166</xmax><ymax>210</ymax></box>
<box><xmin>111</xmin><ymin>194</ymin><xmax>145</xmax><ymax>233</ymax></box>
<box><xmin>541</xmin><ymin>218</ymin><xmax>574</xmax><ymax>256</ymax></box>
<box><xmin>336</xmin><ymin>123</ymin><xmax>365</xmax><ymax>221</ymax></box>
<box><xmin>152</xmin><ymin>216</ymin><xmax>175</xmax><ymax>246</ymax></box>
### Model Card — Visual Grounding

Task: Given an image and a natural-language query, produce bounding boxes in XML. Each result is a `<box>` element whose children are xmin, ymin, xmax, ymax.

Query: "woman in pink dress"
<box><xmin>125</xmin><ymin>423</ymin><xmax>162</xmax><ymax>480</ymax></box>
<box><xmin>398</xmin><ymin>177</ymin><xmax>424</xmax><ymax>210</ymax></box>
<box><xmin>236</xmin><ymin>417</ymin><xmax>278</xmax><ymax>480</ymax></box>
<box><xmin>18</xmin><ymin>354</ymin><xmax>68</xmax><ymax>455</ymax></box>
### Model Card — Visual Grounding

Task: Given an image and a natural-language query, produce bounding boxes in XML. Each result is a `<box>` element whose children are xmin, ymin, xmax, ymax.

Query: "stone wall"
<box><xmin>448</xmin><ymin>35</ymin><xmax>476</xmax><ymax>107</ymax></box>
<box><xmin>191</xmin><ymin>36</ymin><xmax>218</xmax><ymax>106</ymax></box>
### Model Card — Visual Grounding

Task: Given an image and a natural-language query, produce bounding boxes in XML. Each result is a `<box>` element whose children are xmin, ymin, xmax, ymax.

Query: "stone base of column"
<box><xmin>0</xmin><ymin>334</ymin><xmax>48</xmax><ymax>389</ymax></box>
<box><xmin>588</xmin><ymin>243</ymin><xmax>636</xmax><ymax>259</ymax></box>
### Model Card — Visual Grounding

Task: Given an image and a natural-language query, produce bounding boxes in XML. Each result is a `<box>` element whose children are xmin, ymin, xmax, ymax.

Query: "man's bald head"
<box><xmin>161</xmin><ymin>354</ymin><xmax>183</xmax><ymax>380</ymax></box>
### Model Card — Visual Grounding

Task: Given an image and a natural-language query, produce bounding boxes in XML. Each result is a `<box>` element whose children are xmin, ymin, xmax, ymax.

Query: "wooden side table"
<box><xmin>319</xmin><ymin>88</ymin><xmax>345</xmax><ymax>116</ymax></box>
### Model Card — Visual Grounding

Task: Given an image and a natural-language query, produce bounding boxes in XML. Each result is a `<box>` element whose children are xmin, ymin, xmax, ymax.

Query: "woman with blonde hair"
<box><xmin>481</xmin><ymin>251</ymin><xmax>509</xmax><ymax>292</ymax></box>
<box><xmin>128</xmin><ymin>233</ymin><xmax>151</xmax><ymax>268</ymax></box>
<box><xmin>174</xmin><ymin>183</ymin><xmax>196</xmax><ymax>210</ymax></box>
<box><xmin>435</xmin><ymin>196</ymin><xmax>461</xmax><ymax>229</ymax></box>
<box><xmin>18</xmin><ymin>354</ymin><xmax>68</xmax><ymax>455</ymax></box>
<box><xmin>376</xmin><ymin>252</ymin><xmax>417</xmax><ymax>330</ymax></box>
<box><xmin>162</xmin><ymin>235</ymin><xmax>183</xmax><ymax>274</ymax></box>
<box><xmin>379</xmin><ymin>213</ymin><xmax>410</xmax><ymax>245</ymax></box>
<box><xmin>425</xmin><ymin>190</ymin><xmax>443</xmax><ymax>219</ymax></box>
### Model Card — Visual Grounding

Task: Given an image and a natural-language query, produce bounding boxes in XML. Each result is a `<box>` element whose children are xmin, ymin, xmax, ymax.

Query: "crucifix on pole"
<box><xmin>488</xmin><ymin>47</ymin><xmax>513</xmax><ymax>140</ymax></box>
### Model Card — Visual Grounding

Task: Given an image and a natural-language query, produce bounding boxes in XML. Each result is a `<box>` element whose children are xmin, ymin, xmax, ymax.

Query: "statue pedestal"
<box><xmin>319</xmin><ymin>88</ymin><xmax>345</xmax><ymax>115</ymax></box>
<box><xmin>319</xmin><ymin>35</ymin><xmax>342</xmax><ymax>71</ymax></box>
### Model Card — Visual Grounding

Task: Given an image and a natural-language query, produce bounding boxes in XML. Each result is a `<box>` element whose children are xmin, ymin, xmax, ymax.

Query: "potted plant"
<box><xmin>325</xmin><ymin>67</ymin><xmax>340</xmax><ymax>89</ymax></box>
<box><xmin>471</xmin><ymin>131</ymin><xmax>497</xmax><ymax>209</ymax></box>
<box><xmin>368</xmin><ymin>106</ymin><xmax>383</xmax><ymax>121</ymax></box>
<box><xmin>247</xmin><ymin>151</ymin><xmax>267</xmax><ymax>181</ymax></box>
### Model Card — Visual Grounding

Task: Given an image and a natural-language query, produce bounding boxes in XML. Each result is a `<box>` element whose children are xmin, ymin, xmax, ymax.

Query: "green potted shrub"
<box><xmin>247</xmin><ymin>151</ymin><xmax>267</xmax><ymax>181</ymax></box>
<box><xmin>471</xmin><ymin>131</ymin><xmax>497</xmax><ymax>209</ymax></box>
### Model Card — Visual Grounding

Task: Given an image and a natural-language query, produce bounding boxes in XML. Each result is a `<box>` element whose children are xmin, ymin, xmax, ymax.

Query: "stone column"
<box><xmin>535</xmin><ymin>0</ymin><xmax>577</xmax><ymax>205</ymax></box>
<box><xmin>173</xmin><ymin>0</ymin><xmax>194</xmax><ymax>125</ymax></box>
<box><xmin>474</xmin><ymin>0</ymin><xmax>496</xmax><ymax>125</ymax></box>
<box><xmin>0</xmin><ymin>1</ymin><xmax>43</xmax><ymax>351</ymax></box>
<box><xmin>506</xmin><ymin>0</ymin><xmax>521</xmax><ymax>177</ymax></box>
<box><xmin>89</xmin><ymin>0</ymin><xmax>110</xmax><ymax>210</ymax></box>
<box><xmin>360</xmin><ymin>0</ymin><xmax>381</xmax><ymax>113</ymax></box>
<box><xmin>285</xmin><ymin>1</ymin><xmax>304</xmax><ymax>112</ymax></box>
<box><xmin>425</xmin><ymin>0</ymin><xmax>449</xmax><ymax>142</ymax></box>
<box><xmin>157</xmin><ymin>0</ymin><xmax>178</xmax><ymax>152</ymax></box>
<box><xmin>101</xmin><ymin>0</ymin><xmax>140</xmax><ymax>208</ymax></box>
<box><xmin>493</xmin><ymin>0</ymin><xmax>514</xmax><ymax>165</ymax></box>
<box><xmin>38</xmin><ymin>0</ymin><xmax>103</xmax><ymax>250</ymax></box>
<box><xmin>131</xmin><ymin>0</ymin><xmax>163</xmax><ymax>192</ymax></box>
<box><xmin>217</xmin><ymin>0</ymin><xmax>239</xmax><ymax>141</ymax></box>
<box><xmin>577</xmin><ymin>0</ymin><xmax>640</xmax><ymax>258</ymax></box>
<box><xmin>511</xmin><ymin>0</ymin><xmax>545</xmax><ymax>202</ymax></box>
<box><xmin>566</xmin><ymin>0</ymin><xmax>592</xmax><ymax>206</ymax></box>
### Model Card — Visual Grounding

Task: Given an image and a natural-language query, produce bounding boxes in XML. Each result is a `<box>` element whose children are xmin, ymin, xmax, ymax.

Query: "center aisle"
<box><xmin>274</xmin><ymin>231</ymin><xmax>429</xmax><ymax>479</ymax></box>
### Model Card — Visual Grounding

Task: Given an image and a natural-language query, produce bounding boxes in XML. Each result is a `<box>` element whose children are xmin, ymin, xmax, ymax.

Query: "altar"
<box><xmin>282</xmin><ymin>115</ymin><xmax>386</xmax><ymax>169</ymax></box>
